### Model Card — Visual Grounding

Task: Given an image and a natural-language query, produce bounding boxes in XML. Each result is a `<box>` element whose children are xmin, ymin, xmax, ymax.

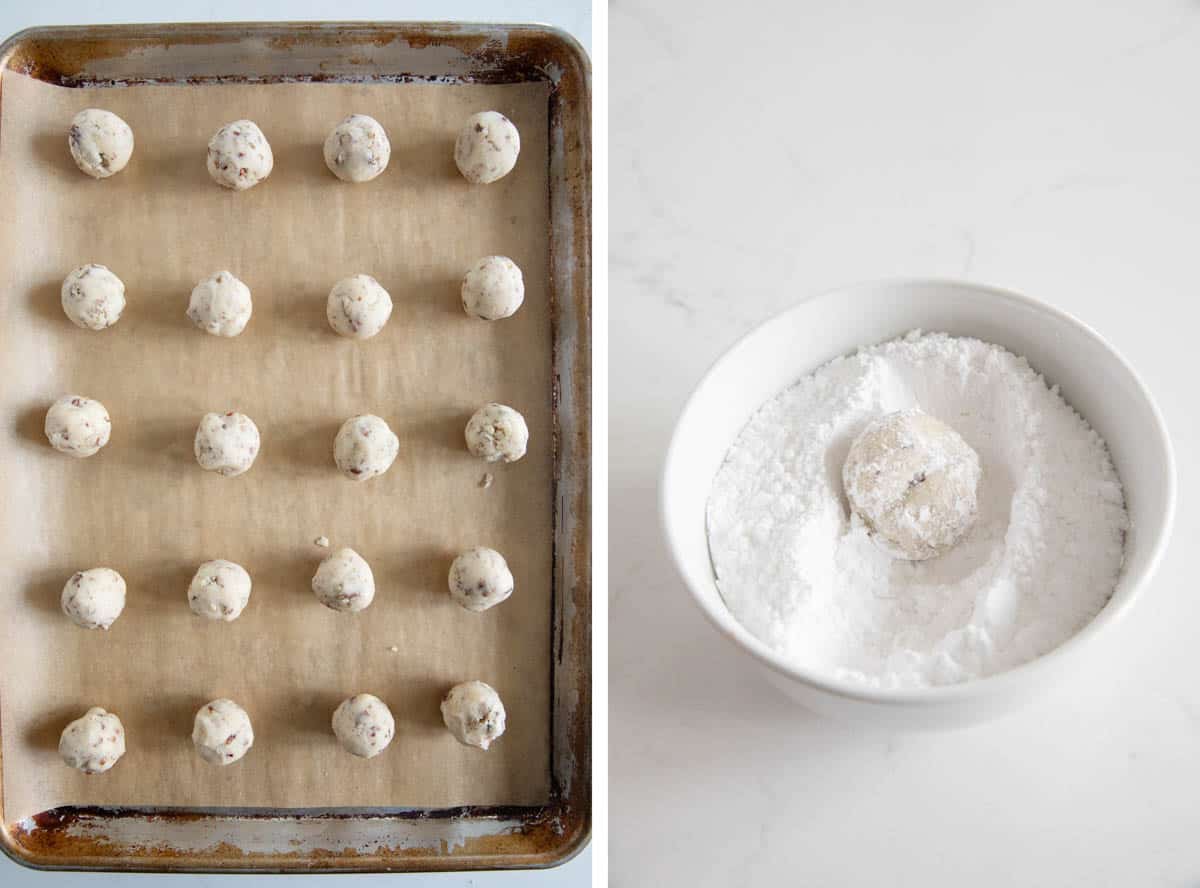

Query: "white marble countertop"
<box><xmin>611</xmin><ymin>0</ymin><xmax>1198</xmax><ymax>884</ymax></box>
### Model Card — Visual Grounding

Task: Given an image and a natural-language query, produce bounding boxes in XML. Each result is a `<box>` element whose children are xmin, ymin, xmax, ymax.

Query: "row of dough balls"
<box><xmin>62</xmin><ymin>259</ymin><xmax>525</xmax><ymax>335</ymax></box>
<box><xmin>69</xmin><ymin>109</ymin><xmax>520</xmax><ymax>186</ymax></box>
<box><xmin>44</xmin><ymin>401</ymin><xmax>528</xmax><ymax>470</ymax></box>
<box><xmin>60</xmin><ymin>684</ymin><xmax>507</xmax><ymax>775</ymax></box>
<box><xmin>61</xmin><ymin>546</ymin><xmax>513</xmax><ymax>629</ymax></box>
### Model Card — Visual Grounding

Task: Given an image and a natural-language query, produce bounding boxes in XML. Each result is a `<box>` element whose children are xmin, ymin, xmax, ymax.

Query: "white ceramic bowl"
<box><xmin>661</xmin><ymin>279</ymin><xmax>1175</xmax><ymax>729</ymax></box>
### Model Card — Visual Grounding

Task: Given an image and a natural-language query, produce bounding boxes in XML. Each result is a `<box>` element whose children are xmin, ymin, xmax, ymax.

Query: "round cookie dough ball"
<box><xmin>61</xmin><ymin>264</ymin><xmax>126</xmax><ymax>330</ymax></box>
<box><xmin>448</xmin><ymin>547</ymin><xmax>513</xmax><ymax>613</ymax></box>
<box><xmin>326</xmin><ymin>274</ymin><xmax>393</xmax><ymax>339</ymax></box>
<box><xmin>44</xmin><ymin>395</ymin><xmax>111</xmax><ymax>458</ymax></box>
<box><xmin>188</xmin><ymin>559</ymin><xmax>252</xmax><ymax>621</ymax></box>
<box><xmin>194</xmin><ymin>411</ymin><xmax>260</xmax><ymax>477</ymax></box>
<box><xmin>465</xmin><ymin>403</ymin><xmax>528</xmax><ymax>463</ymax></box>
<box><xmin>68</xmin><ymin>109</ymin><xmax>134</xmax><ymax>179</ymax></box>
<box><xmin>206</xmin><ymin>119</ymin><xmax>273</xmax><ymax>190</ymax></box>
<box><xmin>333</xmin><ymin>414</ymin><xmax>398</xmax><ymax>480</ymax></box>
<box><xmin>842</xmin><ymin>409</ymin><xmax>982</xmax><ymax>561</ymax></box>
<box><xmin>311</xmin><ymin>547</ymin><xmax>376</xmax><ymax>613</ymax></box>
<box><xmin>454</xmin><ymin>111</ymin><xmax>520</xmax><ymax>184</ymax></box>
<box><xmin>324</xmin><ymin>114</ymin><xmax>391</xmax><ymax>183</ymax></box>
<box><xmin>192</xmin><ymin>698</ymin><xmax>254</xmax><ymax>766</ymax></box>
<box><xmin>331</xmin><ymin>693</ymin><xmax>395</xmax><ymax>758</ymax></box>
<box><xmin>187</xmin><ymin>271</ymin><xmax>252</xmax><ymax>337</ymax></box>
<box><xmin>440</xmin><ymin>681</ymin><xmax>506</xmax><ymax>751</ymax></box>
<box><xmin>59</xmin><ymin>707</ymin><xmax>126</xmax><ymax>774</ymax></box>
<box><xmin>61</xmin><ymin>568</ymin><xmax>126</xmax><ymax>630</ymax></box>
<box><xmin>461</xmin><ymin>256</ymin><xmax>524</xmax><ymax>320</ymax></box>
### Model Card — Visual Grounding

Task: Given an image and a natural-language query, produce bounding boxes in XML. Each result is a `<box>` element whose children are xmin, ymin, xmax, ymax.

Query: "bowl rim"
<box><xmin>660</xmin><ymin>277</ymin><xmax>1177</xmax><ymax>706</ymax></box>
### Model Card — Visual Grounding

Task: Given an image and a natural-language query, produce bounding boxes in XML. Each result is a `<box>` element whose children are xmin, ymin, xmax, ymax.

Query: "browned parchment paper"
<box><xmin>0</xmin><ymin>71</ymin><xmax>553</xmax><ymax>822</ymax></box>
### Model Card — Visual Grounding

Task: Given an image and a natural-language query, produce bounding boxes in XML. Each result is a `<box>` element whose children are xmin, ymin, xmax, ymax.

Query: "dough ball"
<box><xmin>440</xmin><ymin>681</ymin><xmax>506</xmax><ymax>750</ymax></box>
<box><xmin>324</xmin><ymin>114</ymin><xmax>391</xmax><ymax>183</ymax></box>
<box><xmin>192</xmin><ymin>698</ymin><xmax>254</xmax><ymax>766</ymax></box>
<box><xmin>68</xmin><ymin>109</ymin><xmax>133</xmax><ymax>179</ymax></box>
<box><xmin>465</xmin><ymin>403</ymin><xmax>528</xmax><ymax>463</ymax></box>
<box><xmin>448</xmin><ymin>547</ymin><xmax>513</xmax><ymax>613</ymax></box>
<box><xmin>327</xmin><ymin>274</ymin><xmax>393</xmax><ymax>339</ymax></box>
<box><xmin>188</xmin><ymin>271</ymin><xmax>252</xmax><ymax>337</ymax></box>
<box><xmin>44</xmin><ymin>395</ymin><xmax>111</xmax><ymax>458</ymax></box>
<box><xmin>61</xmin><ymin>264</ymin><xmax>126</xmax><ymax>330</ymax></box>
<box><xmin>188</xmin><ymin>559</ymin><xmax>252</xmax><ymax>621</ymax></box>
<box><xmin>311</xmin><ymin>547</ymin><xmax>376</xmax><ymax>612</ymax></box>
<box><xmin>61</xmin><ymin>568</ymin><xmax>126</xmax><ymax>630</ymax></box>
<box><xmin>842</xmin><ymin>409</ymin><xmax>982</xmax><ymax>561</ymax></box>
<box><xmin>461</xmin><ymin>256</ymin><xmax>524</xmax><ymax>320</ymax></box>
<box><xmin>194</xmin><ymin>411</ymin><xmax>260</xmax><ymax>477</ymax></box>
<box><xmin>206</xmin><ymin>120</ymin><xmax>273</xmax><ymax>190</ymax></box>
<box><xmin>333</xmin><ymin>414</ymin><xmax>399</xmax><ymax>480</ymax></box>
<box><xmin>331</xmin><ymin>693</ymin><xmax>395</xmax><ymax>758</ymax></box>
<box><xmin>59</xmin><ymin>707</ymin><xmax>126</xmax><ymax>774</ymax></box>
<box><xmin>454</xmin><ymin>111</ymin><xmax>520</xmax><ymax>184</ymax></box>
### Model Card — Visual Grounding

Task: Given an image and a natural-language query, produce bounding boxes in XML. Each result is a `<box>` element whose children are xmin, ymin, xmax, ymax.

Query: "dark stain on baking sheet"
<box><xmin>3</xmin><ymin>23</ymin><xmax>580</xmax><ymax>89</ymax></box>
<box><xmin>30</xmin><ymin>803</ymin><xmax>553</xmax><ymax>827</ymax></box>
<box><xmin>12</xmin><ymin>801</ymin><xmax>581</xmax><ymax>871</ymax></box>
<box><xmin>0</xmin><ymin>21</ymin><xmax>590</xmax><ymax>875</ymax></box>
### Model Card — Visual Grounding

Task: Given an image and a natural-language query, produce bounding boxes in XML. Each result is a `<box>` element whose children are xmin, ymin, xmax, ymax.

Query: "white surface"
<box><xmin>0</xmin><ymin>0</ymin><xmax>590</xmax><ymax>885</ymax></box>
<box><xmin>613</xmin><ymin>0</ymin><xmax>1198</xmax><ymax>885</ymax></box>
<box><xmin>660</xmin><ymin>281</ymin><xmax>1173</xmax><ymax>726</ymax></box>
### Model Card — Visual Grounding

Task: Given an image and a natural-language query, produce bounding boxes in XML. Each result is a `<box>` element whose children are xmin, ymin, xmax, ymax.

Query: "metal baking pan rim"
<box><xmin>0</xmin><ymin>21</ymin><xmax>593</xmax><ymax>88</ymax></box>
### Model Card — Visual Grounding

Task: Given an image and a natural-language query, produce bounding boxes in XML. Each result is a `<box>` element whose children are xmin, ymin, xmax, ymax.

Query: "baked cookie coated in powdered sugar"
<box><xmin>842</xmin><ymin>409</ymin><xmax>981</xmax><ymax>561</ymax></box>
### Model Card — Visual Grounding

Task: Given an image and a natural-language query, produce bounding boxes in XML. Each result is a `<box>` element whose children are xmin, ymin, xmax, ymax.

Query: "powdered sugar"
<box><xmin>706</xmin><ymin>331</ymin><xmax>1128</xmax><ymax>688</ymax></box>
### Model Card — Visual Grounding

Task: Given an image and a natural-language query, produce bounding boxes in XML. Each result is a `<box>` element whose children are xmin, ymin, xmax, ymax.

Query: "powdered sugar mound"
<box><xmin>706</xmin><ymin>331</ymin><xmax>1128</xmax><ymax>688</ymax></box>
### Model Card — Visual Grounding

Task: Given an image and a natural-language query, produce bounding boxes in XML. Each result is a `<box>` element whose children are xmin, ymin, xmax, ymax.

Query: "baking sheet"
<box><xmin>0</xmin><ymin>70</ymin><xmax>553</xmax><ymax>822</ymax></box>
